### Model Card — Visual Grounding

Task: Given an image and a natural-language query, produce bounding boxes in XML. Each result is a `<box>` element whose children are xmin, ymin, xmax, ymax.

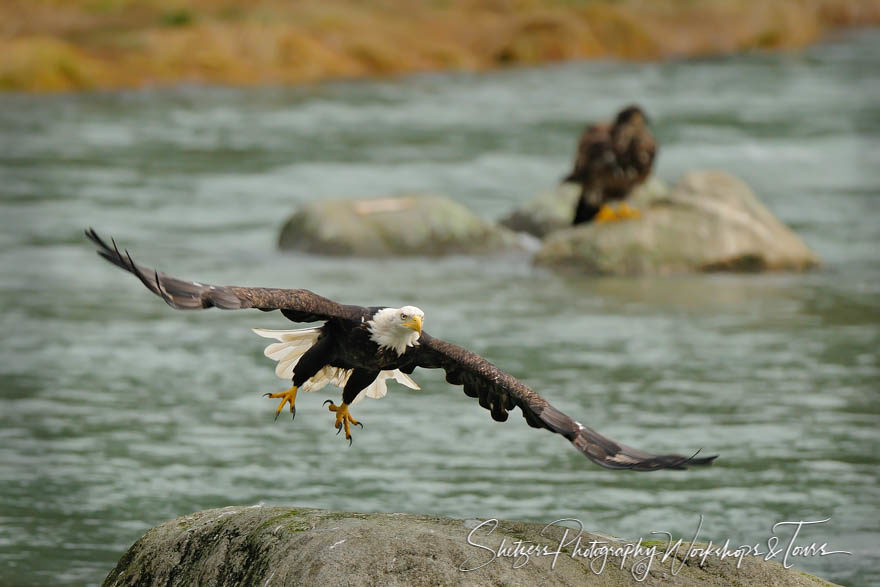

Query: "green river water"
<box><xmin>0</xmin><ymin>30</ymin><xmax>877</xmax><ymax>586</ymax></box>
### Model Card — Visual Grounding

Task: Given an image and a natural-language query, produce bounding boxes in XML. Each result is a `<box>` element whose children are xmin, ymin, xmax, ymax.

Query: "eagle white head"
<box><xmin>368</xmin><ymin>305</ymin><xmax>424</xmax><ymax>356</ymax></box>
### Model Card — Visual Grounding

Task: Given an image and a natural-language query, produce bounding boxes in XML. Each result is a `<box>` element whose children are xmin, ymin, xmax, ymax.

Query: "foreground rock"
<box><xmin>105</xmin><ymin>505</ymin><xmax>834</xmax><ymax>586</ymax></box>
<box><xmin>529</xmin><ymin>171</ymin><xmax>819</xmax><ymax>275</ymax></box>
<box><xmin>279</xmin><ymin>195</ymin><xmax>522</xmax><ymax>256</ymax></box>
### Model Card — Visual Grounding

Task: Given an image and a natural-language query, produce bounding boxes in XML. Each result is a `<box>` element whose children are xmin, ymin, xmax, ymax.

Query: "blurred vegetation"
<box><xmin>1</xmin><ymin>0</ymin><xmax>878</xmax><ymax>91</ymax></box>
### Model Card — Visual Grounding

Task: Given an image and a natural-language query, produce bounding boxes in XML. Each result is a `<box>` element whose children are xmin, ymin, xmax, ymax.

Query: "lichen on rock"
<box><xmin>104</xmin><ymin>505</ymin><xmax>837</xmax><ymax>586</ymax></box>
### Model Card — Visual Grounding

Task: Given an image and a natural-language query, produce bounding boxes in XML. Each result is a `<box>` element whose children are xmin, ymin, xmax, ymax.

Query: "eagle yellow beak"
<box><xmin>403</xmin><ymin>315</ymin><xmax>422</xmax><ymax>334</ymax></box>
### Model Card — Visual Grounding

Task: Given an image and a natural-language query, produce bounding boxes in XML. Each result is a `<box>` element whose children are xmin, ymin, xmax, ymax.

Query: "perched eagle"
<box><xmin>85</xmin><ymin>229</ymin><xmax>715</xmax><ymax>472</ymax></box>
<box><xmin>564</xmin><ymin>105</ymin><xmax>657</xmax><ymax>225</ymax></box>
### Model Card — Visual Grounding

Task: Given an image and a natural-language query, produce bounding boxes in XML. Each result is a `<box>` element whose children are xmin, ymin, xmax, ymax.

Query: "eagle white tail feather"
<box><xmin>253</xmin><ymin>327</ymin><xmax>322</xmax><ymax>343</ymax></box>
<box><xmin>252</xmin><ymin>327</ymin><xmax>419</xmax><ymax>402</ymax></box>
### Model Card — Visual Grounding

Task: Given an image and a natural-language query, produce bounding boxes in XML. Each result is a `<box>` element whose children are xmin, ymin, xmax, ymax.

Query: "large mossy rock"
<box><xmin>104</xmin><ymin>505</ymin><xmax>835</xmax><ymax>586</ymax></box>
<box><xmin>278</xmin><ymin>195</ymin><xmax>521</xmax><ymax>256</ymax></box>
<box><xmin>531</xmin><ymin>171</ymin><xmax>820</xmax><ymax>275</ymax></box>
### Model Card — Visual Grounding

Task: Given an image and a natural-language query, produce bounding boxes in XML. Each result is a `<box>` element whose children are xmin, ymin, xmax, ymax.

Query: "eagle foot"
<box><xmin>323</xmin><ymin>400</ymin><xmax>362</xmax><ymax>446</ymax></box>
<box><xmin>616</xmin><ymin>202</ymin><xmax>640</xmax><ymax>220</ymax></box>
<box><xmin>594</xmin><ymin>202</ymin><xmax>640</xmax><ymax>223</ymax></box>
<box><xmin>594</xmin><ymin>204</ymin><xmax>620</xmax><ymax>223</ymax></box>
<box><xmin>266</xmin><ymin>385</ymin><xmax>298</xmax><ymax>421</ymax></box>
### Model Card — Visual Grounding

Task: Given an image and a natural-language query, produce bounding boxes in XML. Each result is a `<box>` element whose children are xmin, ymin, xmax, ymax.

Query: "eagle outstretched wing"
<box><xmin>408</xmin><ymin>334</ymin><xmax>716</xmax><ymax>471</ymax></box>
<box><xmin>88</xmin><ymin>228</ymin><xmax>715</xmax><ymax>471</ymax></box>
<box><xmin>85</xmin><ymin>228</ymin><xmax>365</xmax><ymax>323</ymax></box>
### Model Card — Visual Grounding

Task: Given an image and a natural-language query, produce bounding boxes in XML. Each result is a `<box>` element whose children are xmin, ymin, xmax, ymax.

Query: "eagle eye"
<box><xmin>400</xmin><ymin>312</ymin><xmax>408</xmax><ymax>320</ymax></box>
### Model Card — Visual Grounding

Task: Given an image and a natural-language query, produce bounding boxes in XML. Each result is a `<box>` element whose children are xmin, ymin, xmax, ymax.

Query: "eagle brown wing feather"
<box><xmin>85</xmin><ymin>228</ymin><xmax>364</xmax><ymax>323</ymax></box>
<box><xmin>563</xmin><ymin>122</ymin><xmax>611</xmax><ymax>187</ymax></box>
<box><xmin>563</xmin><ymin>109</ymin><xmax>657</xmax><ymax>207</ymax></box>
<box><xmin>88</xmin><ymin>229</ymin><xmax>715</xmax><ymax>471</ymax></box>
<box><xmin>412</xmin><ymin>333</ymin><xmax>716</xmax><ymax>471</ymax></box>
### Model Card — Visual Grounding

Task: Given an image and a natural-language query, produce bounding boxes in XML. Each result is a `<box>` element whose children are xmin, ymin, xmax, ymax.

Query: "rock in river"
<box><xmin>529</xmin><ymin>171</ymin><xmax>820</xmax><ymax>275</ymax></box>
<box><xmin>104</xmin><ymin>505</ymin><xmax>836</xmax><ymax>586</ymax></box>
<box><xmin>278</xmin><ymin>195</ymin><xmax>522</xmax><ymax>257</ymax></box>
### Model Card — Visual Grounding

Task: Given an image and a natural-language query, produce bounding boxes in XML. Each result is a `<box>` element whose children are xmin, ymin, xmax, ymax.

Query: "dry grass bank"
<box><xmin>1</xmin><ymin>0</ymin><xmax>878</xmax><ymax>92</ymax></box>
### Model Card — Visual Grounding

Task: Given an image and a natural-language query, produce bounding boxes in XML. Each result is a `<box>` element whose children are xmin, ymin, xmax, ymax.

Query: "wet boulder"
<box><xmin>104</xmin><ymin>505</ymin><xmax>836</xmax><ymax>586</ymax></box>
<box><xmin>531</xmin><ymin>170</ymin><xmax>820</xmax><ymax>275</ymax></box>
<box><xmin>278</xmin><ymin>195</ymin><xmax>522</xmax><ymax>256</ymax></box>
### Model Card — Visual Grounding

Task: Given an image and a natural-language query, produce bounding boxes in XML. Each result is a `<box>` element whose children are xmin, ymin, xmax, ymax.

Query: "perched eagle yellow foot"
<box><xmin>593</xmin><ymin>204</ymin><xmax>620</xmax><ymax>223</ymax></box>
<box><xmin>616</xmin><ymin>202</ymin><xmax>641</xmax><ymax>220</ymax></box>
<box><xmin>323</xmin><ymin>400</ymin><xmax>362</xmax><ymax>446</ymax></box>
<box><xmin>265</xmin><ymin>385</ymin><xmax>298</xmax><ymax>421</ymax></box>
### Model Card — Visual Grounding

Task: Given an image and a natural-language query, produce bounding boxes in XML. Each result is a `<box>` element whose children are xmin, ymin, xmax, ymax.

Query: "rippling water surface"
<box><xmin>1</xmin><ymin>31</ymin><xmax>878</xmax><ymax>586</ymax></box>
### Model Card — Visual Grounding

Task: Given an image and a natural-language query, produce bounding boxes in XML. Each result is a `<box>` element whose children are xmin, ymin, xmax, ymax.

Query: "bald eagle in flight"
<box><xmin>85</xmin><ymin>229</ymin><xmax>715</xmax><ymax>472</ymax></box>
<box><xmin>564</xmin><ymin>105</ymin><xmax>657</xmax><ymax>225</ymax></box>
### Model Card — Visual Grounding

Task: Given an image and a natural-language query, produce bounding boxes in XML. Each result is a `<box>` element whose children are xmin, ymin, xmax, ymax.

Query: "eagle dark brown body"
<box><xmin>564</xmin><ymin>105</ymin><xmax>657</xmax><ymax>224</ymax></box>
<box><xmin>86</xmin><ymin>228</ymin><xmax>716</xmax><ymax>472</ymax></box>
<box><xmin>305</xmin><ymin>317</ymin><xmax>415</xmax><ymax>404</ymax></box>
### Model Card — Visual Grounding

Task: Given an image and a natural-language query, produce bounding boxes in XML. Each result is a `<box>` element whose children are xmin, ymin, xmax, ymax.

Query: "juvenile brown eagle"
<box><xmin>564</xmin><ymin>105</ymin><xmax>657</xmax><ymax>225</ymax></box>
<box><xmin>86</xmin><ymin>229</ymin><xmax>715</xmax><ymax>471</ymax></box>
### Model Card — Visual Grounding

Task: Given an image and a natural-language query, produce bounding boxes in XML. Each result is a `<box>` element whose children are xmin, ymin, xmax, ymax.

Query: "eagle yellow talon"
<box><xmin>616</xmin><ymin>202</ymin><xmax>640</xmax><ymax>219</ymax></box>
<box><xmin>593</xmin><ymin>204</ymin><xmax>619</xmax><ymax>223</ymax></box>
<box><xmin>266</xmin><ymin>385</ymin><xmax>298</xmax><ymax>421</ymax></box>
<box><xmin>595</xmin><ymin>202</ymin><xmax>640</xmax><ymax>223</ymax></box>
<box><xmin>325</xmin><ymin>401</ymin><xmax>361</xmax><ymax>444</ymax></box>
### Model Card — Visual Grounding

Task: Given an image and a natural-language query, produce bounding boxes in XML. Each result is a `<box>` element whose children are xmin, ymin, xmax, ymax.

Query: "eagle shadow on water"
<box><xmin>86</xmin><ymin>228</ymin><xmax>715</xmax><ymax>472</ymax></box>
